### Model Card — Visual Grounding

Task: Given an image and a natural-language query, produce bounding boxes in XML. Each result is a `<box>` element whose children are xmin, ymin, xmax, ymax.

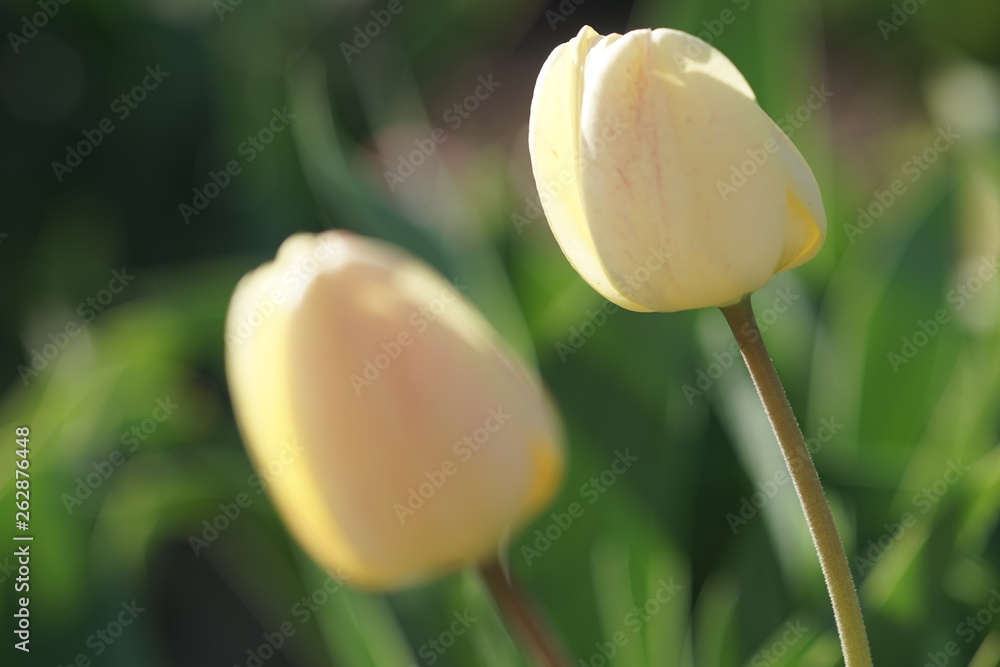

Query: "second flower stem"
<box><xmin>720</xmin><ymin>295</ymin><xmax>873</xmax><ymax>667</ymax></box>
<box><xmin>479</xmin><ymin>559</ymin><xmax>569</xmax><ymax>667</ymax></box>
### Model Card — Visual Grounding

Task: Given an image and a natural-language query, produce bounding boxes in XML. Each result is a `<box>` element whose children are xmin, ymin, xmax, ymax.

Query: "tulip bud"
<box><xmin>528</xmin><ymin>26</ymin><xmax>826</xmax><ymax>312</ymax></box>
<box><xmin>225</xmin><ymin>232</ymin><xmax>564</xmax><ymax>590</ymax></box>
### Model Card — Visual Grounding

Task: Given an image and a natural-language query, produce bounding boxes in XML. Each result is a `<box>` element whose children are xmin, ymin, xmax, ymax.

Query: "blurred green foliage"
<box><xmin>2</xmin><ymin>0</ymin><xmax>999</xmax><ymax>665</ymax></box>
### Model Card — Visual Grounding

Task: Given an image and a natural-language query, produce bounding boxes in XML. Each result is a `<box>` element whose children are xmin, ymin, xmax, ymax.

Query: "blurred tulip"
<box><xmin>528</xmin><ymin>26</ymin><xmax>826</xmax><ymax>312</ymax></box>
<box><xmin>225</xmin><ymin>231</ymin><xmax>564</xmax><ymax>589</ymax></box>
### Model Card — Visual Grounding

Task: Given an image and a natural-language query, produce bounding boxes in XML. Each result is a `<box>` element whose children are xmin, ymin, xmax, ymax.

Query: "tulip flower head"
<box><xmin>225</xmin><ymin>232</ymin><xmax>564</xmax><ymax>590</ymax></box>
<box><xmin>529</xmin><ymin>26</ymin><xmax>826</xmax><ymax>312</ymax></box>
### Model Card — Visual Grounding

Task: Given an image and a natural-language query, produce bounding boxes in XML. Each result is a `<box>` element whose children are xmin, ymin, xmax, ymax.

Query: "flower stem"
<box><xmin>720</xmin><ymin>294</ymin><xmax>873</xmax><ymax>667</ymax></box>
<box><xmin>479</xmin><ymin>559</ymin><xmax>570</xmax><ymax>667</ymax></box>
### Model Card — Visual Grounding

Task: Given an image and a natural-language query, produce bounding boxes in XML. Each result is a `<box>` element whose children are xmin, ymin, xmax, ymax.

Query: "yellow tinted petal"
<box><xmin>226</xmin><ymin>232</ymin><xmax>565</xmax><ymax>589</ymax></box>
<box><xmin>766</xmin><ymin>119</ymin><xmax>827</xmax><ymax>272</ymax></box>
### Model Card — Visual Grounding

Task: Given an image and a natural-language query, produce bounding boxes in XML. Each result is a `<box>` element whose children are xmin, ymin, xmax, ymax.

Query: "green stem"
<box><xmin>720</xmin><ymin>294</ymin><xmax>873</xmax><ymax>667</ymax></box>
<box><xmin>479</xmin><ymin>559</ymin><xmax>570</xmax><ymax>667</ymax></box>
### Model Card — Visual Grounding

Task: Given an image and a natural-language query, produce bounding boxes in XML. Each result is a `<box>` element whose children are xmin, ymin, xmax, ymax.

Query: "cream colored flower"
<box><xmin>225</xmin><ymin>231</ymin><xmax>564</xmax><ymax>589</ymax></box>
<box><xmin>529</xmin><ymin>26</ymin><xmax>826</xmax><ymax>312</ymax></box>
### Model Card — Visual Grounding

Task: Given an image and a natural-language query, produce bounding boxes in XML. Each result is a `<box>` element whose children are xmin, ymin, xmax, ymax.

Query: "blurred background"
<box><xmin>2</xmin><ymin>0</ymin><xmax>1000</xmax><ymax>664</ymax></box>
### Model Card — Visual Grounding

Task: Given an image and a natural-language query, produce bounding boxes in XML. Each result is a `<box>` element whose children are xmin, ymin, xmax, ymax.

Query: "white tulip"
<box><xmin>529</xmin><ymin>26</ymin><xmax>826</xmax><ymax>312</ymax></box>
<box><xmin>226</xmin><ymin>232</ymin><xmax>564</xmax><ymax>589</ymax></box>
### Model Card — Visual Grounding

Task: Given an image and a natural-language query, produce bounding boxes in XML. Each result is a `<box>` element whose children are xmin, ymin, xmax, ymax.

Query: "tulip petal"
<box><xmin>574</xmin><ymin>28</ymin><xmax>789</xmax><ymax>311</ymax></box>
<box><xmin>528</xmin><ymin>27</ymin><xmax>652</xmax><ymax>311</ymax></box>
<box><xmin>226</xmin><ymin>236</ymin><xmax>369</xmax><ymax>580</ymax></box>
<box><xmin>766</xmin><ymin>119</ymin><xmax>827</xmax><ymax>272</ymax></box>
